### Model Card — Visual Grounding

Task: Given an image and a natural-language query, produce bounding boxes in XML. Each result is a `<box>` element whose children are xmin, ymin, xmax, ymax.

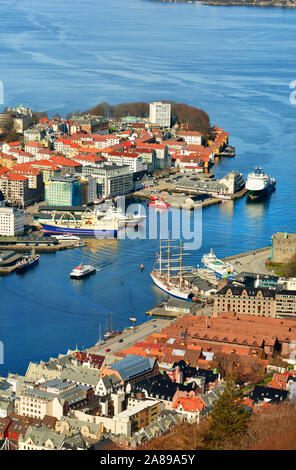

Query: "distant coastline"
<box><xmin>147</xmin><ymin>0</ymin><xmax>296</xmax><ymax>8</ymax></box>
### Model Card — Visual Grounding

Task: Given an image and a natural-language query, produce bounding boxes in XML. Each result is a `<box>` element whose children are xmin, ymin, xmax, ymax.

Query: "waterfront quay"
<box><xmin>0</xmin><ymin>235</ymin><xmax>83</xmax><ymax>253</ymax></box>
<box><xmin>133</xmin><ymin>170</ymin><xmax>247</xmax><ymax>209</ymax></box>
<box><xmin>88</xmin><ymin>318</ymin><xmax>172</xmax><ymax>356</ymax></box>
<box><xmin>223</xmin><ymin>246</ymin><xmax>271</xmax><ymax>275</ymax></box>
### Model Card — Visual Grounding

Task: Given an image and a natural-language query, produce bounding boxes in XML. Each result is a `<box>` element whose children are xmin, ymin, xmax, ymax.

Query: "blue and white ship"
<box><xmin>201</xmin><ymin>249</ymin><xmax>237</xmax><ymax>280</ymax></box>
<box><xmin>38</xmin><ymin>210</ymin><xmax>120</xmax><ymax>237</ymax></box>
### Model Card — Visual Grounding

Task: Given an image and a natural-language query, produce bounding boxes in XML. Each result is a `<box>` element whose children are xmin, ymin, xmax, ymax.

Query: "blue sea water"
<box><xmin>0</xmin><ymin>0</ymin><xmax>296</xmax><ymax>375</ymax></box>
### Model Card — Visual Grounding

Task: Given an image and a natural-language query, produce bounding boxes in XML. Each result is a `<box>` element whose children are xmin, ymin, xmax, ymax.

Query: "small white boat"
<box><xmin>52</xmin><ymin>234</ymin><xmax>81</xmax><ymax>241</ymax></box>
<box><xmin>129</xmin><ymin>317</ymin><xmax>136</xmax><ymax>322</ymax></box>
<box><xmin>70</xmin><ymin>264</ymin><xmax>96</xmax><ymax>279</ymax></box>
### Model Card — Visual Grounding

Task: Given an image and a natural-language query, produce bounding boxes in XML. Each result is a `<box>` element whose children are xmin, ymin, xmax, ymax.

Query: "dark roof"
<box><xmin>38</xmin><ymin>205</ymin><xmax>88</xmax><ymax>212</ymax></box>
<box><xmin>131</xmin><ymin>373</ymin><xmax>198</xmax><ymax>401</ymax></box>
<box><xmin>250</xmin><ymin>385</ymin><xmax>288</xmax><ymax>403</ymax></box>
<box><xmin>217</xmin><ymin>284</ymin><xmax>277</xmax><ymax>298</ymax></box>
<box><xmin>173</xmin><ymin>360</ymin><xmax>218</xmax><ymax>383</ymax></box>
<box><xmin>88</xmin><ymin>437</ymin><xmax>114</xmax><ymax>450</ymax></box>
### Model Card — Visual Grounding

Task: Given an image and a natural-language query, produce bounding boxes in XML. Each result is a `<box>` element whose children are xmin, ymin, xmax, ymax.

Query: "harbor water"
<box><xmin>0</xmin><ymin>0</ymin><xmax>296</xmax><ymax>375</ymax></box>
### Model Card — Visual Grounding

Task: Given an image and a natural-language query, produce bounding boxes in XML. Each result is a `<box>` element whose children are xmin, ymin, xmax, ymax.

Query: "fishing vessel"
<box><xmin>16</xmin><ymin>251</ymin><xmax>40</xmax><ymax>273</ymax></box>
<box><xmin>38</xmin><ymin>209</ymin><xmax>121</xmax><ymax>237</ymax></box>
<box><xmin>245</xmin><ymin>167</ymin><xmax>276</xmax><ymax>200</ymax></box>
<box><xmin>150</xmin><ymin>238</ymin><xmax>194</xmax><ymax>300</ymax></box>
<box><xmin>201</xmin><ymin>249</ymin><xmax>237</xmax><ymax>279</ymax></box>
<box><xmin>70</xmin><ymin>264</ymin><xmax>96</xmax><ymax>279</ymax></box>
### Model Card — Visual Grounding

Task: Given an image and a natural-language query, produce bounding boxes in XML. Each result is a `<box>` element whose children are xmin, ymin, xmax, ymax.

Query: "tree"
<box><xmin>203</xmin><ymin>378</ymin><xmax>251</xmax><ymax>449</ymax></box>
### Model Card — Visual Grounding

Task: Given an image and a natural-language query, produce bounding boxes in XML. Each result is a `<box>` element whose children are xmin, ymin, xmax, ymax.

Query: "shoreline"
<box><xmin>147</xmin><ymin>0</ymin><xmax>296</xmax><ymax>8</ymax></box>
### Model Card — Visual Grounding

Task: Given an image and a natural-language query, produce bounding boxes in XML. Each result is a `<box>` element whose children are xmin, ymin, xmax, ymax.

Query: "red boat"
<box><xmin>148</xmin><ymin>198</ymin><xmax>170</xmax><ymax>209</ymax></box>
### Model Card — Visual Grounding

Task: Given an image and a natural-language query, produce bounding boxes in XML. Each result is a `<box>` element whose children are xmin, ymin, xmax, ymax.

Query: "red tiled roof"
<box><xmin>49</xmin><ymin>155</ymin><xmax>82</xmax><ymax>167</ymax></box>
<box><xmin>3</xmin><ymin>173</ymin><xmax>28</xmax><ymax>181</ymax></box>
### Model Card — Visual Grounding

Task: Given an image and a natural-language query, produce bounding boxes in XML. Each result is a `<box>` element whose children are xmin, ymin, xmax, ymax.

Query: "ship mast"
<box><xmin>179</xmin><ymin>240</ymin><xmax>183</xmax><ymax>288</ymax></box>
<box><xmin>159</xmin><ymin>237</ymin><xmax>162</xmax><ymax>275</ymax></box>
<box><xmin>167</xmin><ymin>234</ymin><xmax>170</xmax><ymax>283</ymax></box>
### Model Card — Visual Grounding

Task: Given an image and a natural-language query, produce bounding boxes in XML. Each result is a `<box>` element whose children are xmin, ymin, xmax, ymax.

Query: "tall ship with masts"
<box><xmin>150</xmin><ymin>238</ymin><xmax>194</xmax><ymax>300</ymax></box>
<box><xmin>104</xmin><ymin>313</ymin><xmax>121</xmax><ymax>339</ymax></box>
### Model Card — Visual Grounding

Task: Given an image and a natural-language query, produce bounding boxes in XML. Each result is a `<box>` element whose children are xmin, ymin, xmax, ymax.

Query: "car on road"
<box><xmin>105</xmin><ymin>348</ymin><xmax>111</xmax><ymax>352</ymax></box>
<box><xmin>118</xmin><ymin>339</ymin><xmax>123</xmax><ymax>343</ymax></box>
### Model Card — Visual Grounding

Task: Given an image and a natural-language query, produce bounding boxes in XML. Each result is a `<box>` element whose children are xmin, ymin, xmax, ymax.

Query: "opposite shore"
<box><xmin>147</xmin><ymin>0</ymin><xmax>296</xmax><ymax>8</ymax></box>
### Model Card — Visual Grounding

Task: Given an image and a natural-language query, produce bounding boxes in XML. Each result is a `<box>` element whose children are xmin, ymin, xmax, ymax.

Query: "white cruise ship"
<box><xmin>70</xmin><ymin>265</ymin><xmax>96</xmax><ymax>279</ymax></box>
<box><xmin>245</xmin><ymin>167</ymin><xmax>276</xmax><ymax>200</ymax></box>
<box><xmin>96</xmin><ymin>204</ymin><xmax>146</xmax><ymax>226</ymax></box>
<box><xmin>201</xmin><ymin>249</ymin><xmax>237</xmax><ymax>279</ymax></box>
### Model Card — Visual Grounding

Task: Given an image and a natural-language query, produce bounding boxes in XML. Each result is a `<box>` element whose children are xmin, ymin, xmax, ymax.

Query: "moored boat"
<box><xmin>246</xmin><ymin>167</ymin><xmax>276</xmax><ymax>200</ymax></box>
<box><xmin>148</xmin><ymin>198</ymin><xmax>170</xmax><ymax>209</ymax></box>
<box><xmin>16</xmin><ymin>252</ymin><xmax>40</xmax><ymax>273</ymax></box>
<box><xmin>150</xmin><ymin>238</ymin><xmax>194</xmax><ymax>300</ymax></box>
<box><xmin>38</xmin><ymin>209</ymin><xmax>120</xmax><ymax>237</ymax></box>
<box><xmin>201</xmin><ymin>248</ymin><xmax>237</xmax><ymax>279</ymax></box>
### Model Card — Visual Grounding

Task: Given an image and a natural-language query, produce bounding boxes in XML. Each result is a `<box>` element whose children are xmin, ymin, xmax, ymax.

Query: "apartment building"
<box><xmin>0</xmin><ymin>173</ymin><xmax>31</xmax><ymax>207</ymax></box>
<box><xmin>178</xmin><ymin>131</ymin><xmax>204</xmax><ymax>146</ymax></box>
<box><xmin>214</xmin><ymin>283</ymin><xmax>296</xmax><ymax>318</ymax></box>
<box><xmin>19</xmin><ymin>378</ymin><xmax>93</xmax><ymax>420</ymax></box>
<box><xmin>45</xmin><ymin>176</ymin><xmax>81</xmax><ymax>206</ymax></box>
<box><xmin>0</xmin><ymin>206</ymin><xmax>24</xmax><ymax>236</ymax></box>
<box><xmin>149</xmin><ymin>102</ymin><xmax>171</xmax><ymax>128</ymax></box>
<box><xmin>213</xmin><ymin>284</ymin><xmax>277</xmax><ymax>317</ymax></box>
<box><xmin>82</xmin><ymin>164</ymin><xmax>133</xmax><ymax>198</ymax></box>
<box><xmin>106</xmin><ymin>151</ymin><xmax>147</xmax><ymax>173</ymax></box>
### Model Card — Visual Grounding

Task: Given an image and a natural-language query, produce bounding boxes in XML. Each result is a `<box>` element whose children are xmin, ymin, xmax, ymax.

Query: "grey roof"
<box><xmin>61</xmin><ymin>366</ymin><xmax>101</xmax><ymax>386</ymax></box>
<box><xmin>22</xmin><ymin>384</ymin><xmax>87</xmax><ymax>405</ymax></box>
<box><xmin>100</xmin><ymin>374</ymin><xmax>121</xmax><ymax>389</ymax></box>
<box><xmin>20</xmin><ymin>425</ymin><xmax>66</xmax><ymax>449</ymax></box>
<box><xmin>40</xmin><ymin>378</ymin><xmax>75</xmax><ymax>391</ymax></box>
<box><xmin>109</xmin><ymin>355</ymin><xmax>155</xmax><ymax>383</ymax></box>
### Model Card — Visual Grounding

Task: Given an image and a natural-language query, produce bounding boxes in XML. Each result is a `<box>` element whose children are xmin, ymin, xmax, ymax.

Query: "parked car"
<box><xmin>105</xmin><ymin>348</ymin><xmax>111</xmax><ymax>352</ymax></box>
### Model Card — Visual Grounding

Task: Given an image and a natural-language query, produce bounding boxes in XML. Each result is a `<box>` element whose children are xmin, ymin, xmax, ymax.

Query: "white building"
<box><xmin>106</xmin><ymin>152</ymin><xmax>147</xmax><ymax>173</ymax></box>
<box><xmin>149</xmin><ymin>101</ymin><xmax>171</xmax><ymax>128</ymax></box>
<box><xmin>0</xmin><ymin>207</ymin><xmax>24</xmax><ymax>236</ymax></box>
<box><xmin>178</xmin><ymin>131</ymin><xmax>204</xmax><ymax>146</ymax></box>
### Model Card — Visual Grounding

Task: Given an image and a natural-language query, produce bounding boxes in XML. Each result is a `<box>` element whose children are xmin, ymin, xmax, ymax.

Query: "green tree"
<box><xmin>203</xmin><ymin>378</ymin><xmax>250</xmax><ymax>449</ymax></box>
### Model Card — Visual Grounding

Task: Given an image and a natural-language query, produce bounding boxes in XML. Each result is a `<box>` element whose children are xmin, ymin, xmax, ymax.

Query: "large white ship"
<box><xmin>201</xmin><ymin>249</ymin><xmax>237</xmax><ymax>279</ymax></box>
<box><xmin>150</xmin><ymin>238</ymin><xmax>194</xmax><ymax>300</ymax></box>
<box><xmin>245</xmin><ymin>167</ymin><xmax>276</xmax><ymax>200</ymax></box>
<box><xmin>96</xmin><ymin>204</ymin><xmax>146</xmax><ymax>226</ymax></box>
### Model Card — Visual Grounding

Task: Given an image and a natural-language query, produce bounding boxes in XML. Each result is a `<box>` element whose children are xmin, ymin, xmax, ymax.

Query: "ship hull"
<box><xmin>150</xmin><ymin>272</ymin><xmax>192</xmax><ymax>300</ymax></box>
<box><xmin>202</xmin><ymin>265</ymin><xmax>236</xmax><ymax>280</ymax></box>
<box><xmin>16</xmin><ymin>258</ymin><xmax>39</xmax><ymax>273</ymax></box>
<box><xmin>247</xmin><ymin>182</ymin><xmax>276</xmax><ymax>201</ymax></box>
<box><xmin>40</xmin><ymin>223</ymin><xmax>117</xmax><ymax>238</ymax></box>
<box><xmin>70</xmin><ymin>270</ymin><xmax>96</xmax><ymax>279</ymax></box>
